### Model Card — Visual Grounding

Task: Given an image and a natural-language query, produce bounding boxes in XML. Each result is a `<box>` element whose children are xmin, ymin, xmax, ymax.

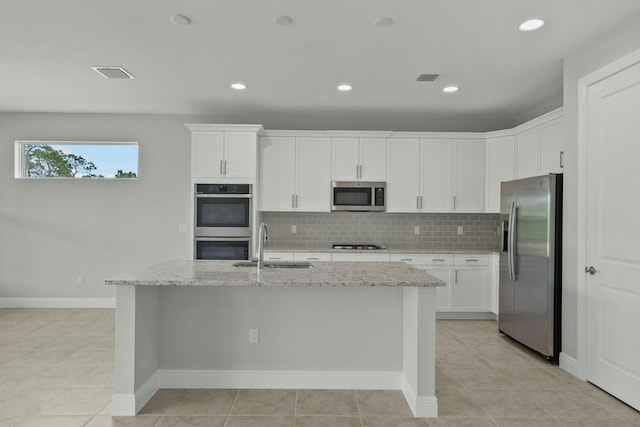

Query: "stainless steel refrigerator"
<box><xmin>499</xmin><ymin>174</ymin><xmax>562</xmax><ymax>363</ymax></box>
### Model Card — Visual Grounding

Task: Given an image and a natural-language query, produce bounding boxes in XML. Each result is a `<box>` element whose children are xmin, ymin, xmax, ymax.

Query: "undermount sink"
<box><xmin>232</xmin><ymin>261</ymin><xmax>313</xmax><ymax>269</ymax></box>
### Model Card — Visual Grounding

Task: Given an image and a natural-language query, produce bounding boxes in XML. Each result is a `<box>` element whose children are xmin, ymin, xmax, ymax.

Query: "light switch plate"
<box><xmin>458</xmin><ymin>226</ymin><xmax>463</xmax><ymax>235</ymax></box>
<box><xmin>291</xmin><ymin>225</ymin><xmax>297</xmax><ymax>234</ymax></box>
<box><xmin>414</xmin><ymin>226</ymin><xmax>420</xmax><ymax>235</ymax></box>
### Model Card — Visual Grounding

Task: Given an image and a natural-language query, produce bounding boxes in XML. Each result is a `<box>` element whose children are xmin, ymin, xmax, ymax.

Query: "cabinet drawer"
<box><xmin>453</xmin><ymin>254</ymin><xmax>489</xmax><ymax>266</ymax></box>
<box><xmin>331</xmin><ymin>252</ymin><xmax>390</xmax><ymax>262</ymax></box>
<box><xmin>390</xmin><ymin>254</ymin><xmax>453</xmax><ymax>266</ymax></box>
<box><xmin>293</xmin><ymin>252</ymin><xmax>332</xmax><ymax>261</ymax></box>
<box><xmin>263</xmin><ymin>252</ymin><xmax>294</xmax><ymax>261</ymax></box>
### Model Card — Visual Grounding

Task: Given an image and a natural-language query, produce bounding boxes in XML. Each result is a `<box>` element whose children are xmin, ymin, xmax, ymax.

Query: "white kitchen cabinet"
<box><xmin>387</xmin><ymin>139</ymin><xmax>452</xmax><ymax>212</ymax></box>
<box><xmin>190</xmin><ymin>131</ymin><xmax>258</xmax><ymax>181</ymax></box>
<box><xmin>332</xmin><ymin>137</ymin><xmax>387</xmax><ymax>181</ymax></box>
<box><xmin>387</xmin><ymin>139</ymin><xmax>421</xmax><ymax>211</ymax></box>
<box><xmin>331</xmin><ymin>252</ymin><xmax>390</xmax><ymax>262</ymax></box>
<box><xmin>293</xmin><ymin>252</ymin><xmax>332</xmax><ymax>261</ymax></box>
<box><xmin>538</xmin><ymin>118</ymin><xmax>564</xmax><ymax>174</ymax></box>
<box><xmin>263</xmin><ymin>252</ymin><xmax>295</xmax><ymax>261</ymax></box>
<box><xmin>452</xmin><ymin>255</ymin><xmax>491</xmax><ymax>312</ymax></box>
<box><xmin>453</xmin><ymin>140</ymin><xmax>485</xmax><ymax>212</ymax></box>
<box><xmin>259</xmin><ymin>136</ymin><xmax>331</xmax><ymax>211</ymax></box>
<box><xmin>422</xmin><ymin>139</ymin><xmax>453</xmax><ymax>212</ymax></box>
<box><xmin>485</xmin><ymin>135</ymin><xmax>515</xmax><ymax>213</ymax></box>
<box><xmin>515</xmin><ymin>116</ymin><xmax>564</xmax><ymax>179</ymax></box>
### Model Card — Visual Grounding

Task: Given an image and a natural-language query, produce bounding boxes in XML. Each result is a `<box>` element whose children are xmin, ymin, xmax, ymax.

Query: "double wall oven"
<box><xmin>194</xmin><ymin>184</ymin><xmax>252</xmax><ymax>260</ymax></box>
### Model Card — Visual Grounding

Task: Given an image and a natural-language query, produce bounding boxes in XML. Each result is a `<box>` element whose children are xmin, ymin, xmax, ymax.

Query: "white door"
<box><xmin>585</xmin><ymin>61</ymin><xmax>640</xmax><ymax>411</ymax></box>
<box><xmin>332</xmin><ymin>137</ymin><xmax>359</xmax><ymax>180</ymax></box>
<box><xmin>224</xmin><ymin>133</ymin><xmax>257</xmax><ymax>179</ymax></box>
<box><xmin>538</xmin><ymin>118</ymin><xmax>564</xmax><ymax>174</ymax></box>
<box><xmin>453</xmin><ymin>139</ymin><xmax>485</xmax><ymax>212</ymax></box>
<box><xmin>515</xmin><ymin>128</ymin><xmax>538</xmax><ymax>179</ymax></box>
<box><xmin>359</xmin><ymin>138</ymin><xmax>387</xmax><ymax>181</ymax></box>
<box><xmin>192</xmin><ymin>132</ymin><xmax>224</xmax><ymax>178</ymax></box>
<box><xmin>485</xmin><ymin>135</ymin><xmax>515</xmax><ymax>213</ymax></box>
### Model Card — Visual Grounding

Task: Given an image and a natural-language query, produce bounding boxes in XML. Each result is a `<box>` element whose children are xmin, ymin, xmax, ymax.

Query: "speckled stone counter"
<box><xmin>109</xmin><ymin>260</ymin><xmax>441</xmax><ymax>419</ymax></box>
<box><xmin>106</xmin><ymin>260</ymin><xmax>444</xmax><ymax>288</ymax></box>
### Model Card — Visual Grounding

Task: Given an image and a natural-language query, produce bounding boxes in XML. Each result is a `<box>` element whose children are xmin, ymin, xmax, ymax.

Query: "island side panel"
<box><xmin>402</xmin><ymin>286</ymin><xmax>438</xmax><ymax>417</ymax></box>
<box><xmin>112</xmin><ymin>285</ymin><xmax>161</xmax><ymax>416</ymax></box>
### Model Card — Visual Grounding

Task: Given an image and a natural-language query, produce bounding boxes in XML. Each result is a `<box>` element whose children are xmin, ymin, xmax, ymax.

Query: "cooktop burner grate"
<box><xmin>332</xmin><ymin>243</ymin><xmax>387</xmax><ymax>250</ymax></box>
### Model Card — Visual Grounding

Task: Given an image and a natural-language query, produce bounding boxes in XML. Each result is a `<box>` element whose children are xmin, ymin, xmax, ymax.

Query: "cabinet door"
<box><xmin>259</xmin><ymin>137</ymin><xmax>296</xmax><ymax>211</ymax></box>
<box><xmin>453</xmin><ymin>266</ymin><xmax>490</xmax><ymax>311</ymax></box>
<box><xmin>539</xmin><ymin>118</ymin><xmax>564</xmax><ymax>174</ymax></box>
<box><xmin>331</xmin><ymin>252</ymin><xmax>390</xmax><ymax>262</ymax></box>
<box><xmin>515</xmin><ymin>128</ymin><xmax>539</xmax><ymax>179</ymax></box>
<box><xmin>421</xmin><ymin>139</ymin><xmax>452</xmax><ymax>212</ymax></box>
<box><xmin>224</xmin><ymin>133</ymin><xmax>257</xmax><ymax>179</ymax></box>
<box><xmin>332</xmin><ymin>137</ymin><xmax>360</xmax><ymax>180</ymax></box>
<box><xmin>296</xmin><ymin>137</ymin><xmax>332</xmax><ymax>212</ymax></box>
<box><xmin>453</xmin><ymin>140</ymin><xmax>485</xmax><ymax>212</ymax></box>
<box><xmin>485</xmin><ymin>136</ymin><xmax>515</xmax><ymax>213</ymax></box>
<box><xmin>192</xmin><ymin>132</ymin><xmax>224</xmax><ymax>178</ymax></box>
<box><xmin>387</xmin><ymin>139</ymin><xmax>420</xmax><ymax>212</ymax></box>
<box><xmin>424</xmin><ymin>267</ymin><xmax>454</xmax><ymax>312</ymax></box>
<box><xmin>359</xmin><ymin>138</ymin><xmax>387</xmax><ymax>181</ymax></box>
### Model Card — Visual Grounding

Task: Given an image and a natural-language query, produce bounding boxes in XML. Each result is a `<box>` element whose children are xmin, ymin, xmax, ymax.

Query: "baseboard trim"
<box><xmin>436</xmin><ymin>312</ymin><xmax>497</xmax><ymax>320</ymax></box>
<box><xmin>111</xmin><ymin>371</ymin><xmax>159</xmax><ymax>416</ymax></box>
<box><xmin>559</xmin><ymin>352</ymin><xmax>582</xmax><ymax>380</ymax></box>
<box><xmin>157</xmin><ymin>369</ymin><xmax>402</xmax><ymax>390</ymax></box>
<box><xmin>0</xmin><ymin>298</ymin><xmax>115</xmax><ymax>308</ymax></box>
<box><xmin>401</xmin><ymin>375</ymin><xmax>438</xmax><ymax>417</ymax></box>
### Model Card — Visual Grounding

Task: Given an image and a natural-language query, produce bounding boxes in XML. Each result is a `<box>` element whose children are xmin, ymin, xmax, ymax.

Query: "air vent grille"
<box><xmin>91</xmin><ymin>66</ymin><xmax>135</xmax><ymax>79</ymax></box>
<box><xmin>416</xmin><ymin>74</ymin><xmax>439</xmax><ymax>82</ymax></box>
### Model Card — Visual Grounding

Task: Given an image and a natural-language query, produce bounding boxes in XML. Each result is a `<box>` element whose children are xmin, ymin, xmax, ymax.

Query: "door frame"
<box><xmin>576</xmin><ymin>47</ymin><xmax>640</xmax><ymax>381</ymax></box>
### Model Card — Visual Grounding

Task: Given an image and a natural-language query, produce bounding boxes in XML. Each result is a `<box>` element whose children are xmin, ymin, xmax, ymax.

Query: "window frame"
<box><xmin>14</xmin><ymin>140</ymin><xmax>139</xmax><ymax>180</ymax></box>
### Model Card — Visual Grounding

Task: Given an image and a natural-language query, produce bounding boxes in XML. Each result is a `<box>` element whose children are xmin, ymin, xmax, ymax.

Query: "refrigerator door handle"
<box><xmin>509</xmin><ymin>201</ymin><xmax>517</xmax><ymax>281</ymax></box>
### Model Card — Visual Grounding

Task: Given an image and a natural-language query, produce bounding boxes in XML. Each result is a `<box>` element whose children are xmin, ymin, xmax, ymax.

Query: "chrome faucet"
<box><xmin>257</xmin><ymin>222</ymin><xmax>269</xmax><ymax>269</ymax></box>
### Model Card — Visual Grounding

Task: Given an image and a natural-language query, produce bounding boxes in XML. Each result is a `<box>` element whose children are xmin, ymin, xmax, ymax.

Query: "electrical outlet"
<box><xmin>291</xmin><ymin>225</ymin><xmax>297</xmax><ymax>234</ymax></box>
<box><xmin>414</xmin><ymin>226</ymin><xmax>420</xmax><ymax>235</ymax></box>
<box><xmin>458</xmin><ymin>226</ymin><xmax>464</xmax><ymax>235</ymax></box>
<box><xmin>178</xmin><ymin>224</ymin><xmax>188</xmax><ymax>233</ymax></box>
<box><xmin>76</xmin><ymin>275</ymin><xmax>84</xmax><ymax>285</ymax></box>
<box><xmin>249</xmin><ymin>328</ymin><xmax>259</xmax><ymax>344</ymax></box>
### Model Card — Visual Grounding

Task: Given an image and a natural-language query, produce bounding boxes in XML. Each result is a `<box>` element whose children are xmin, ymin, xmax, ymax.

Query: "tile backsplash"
<box><xmin>261</xmin><ymin>212</ymin><xmax>501</xmax><ymax>251</ymax></box>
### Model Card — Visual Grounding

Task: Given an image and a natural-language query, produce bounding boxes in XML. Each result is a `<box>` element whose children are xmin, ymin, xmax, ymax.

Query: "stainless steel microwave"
<box><xmin>331</xmin><ymin>181</ymin><xmax>386</xmax><ymax>212</ymax></box>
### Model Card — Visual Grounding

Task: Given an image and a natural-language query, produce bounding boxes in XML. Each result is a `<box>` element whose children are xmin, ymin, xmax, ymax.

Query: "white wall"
<box><xmin>0</xmin><ymin>113</ymin><xmax>200</xmax><ymax>300</ymax></box>
<box><xmin>561</xmin><ymin>12</ymin><xmax>640</xmax><ymax>358</ymax></box>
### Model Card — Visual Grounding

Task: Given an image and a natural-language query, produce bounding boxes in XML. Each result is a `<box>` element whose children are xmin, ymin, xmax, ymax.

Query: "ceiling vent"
<box><xmin>416</xmin><ymin>74</ymin><xmax>439</xmax><ymax>82</ymax></box>
<box><xmin>91</xmin><ymin>66</ymin><xmax>135</xmax><ymax>79</ymax></box>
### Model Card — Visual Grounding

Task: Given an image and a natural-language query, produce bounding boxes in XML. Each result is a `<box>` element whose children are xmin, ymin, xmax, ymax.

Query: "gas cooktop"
<box><xmin>332</xmin><ymin>243</ymin><xmax>387</xmax><ymax>250</ymax></box>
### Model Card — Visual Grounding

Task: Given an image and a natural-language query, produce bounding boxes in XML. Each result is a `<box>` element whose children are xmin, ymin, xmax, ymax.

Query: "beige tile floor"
<box><xmin>1</xmin><ymin>309</ymin><xmax>639</xmax><ymax>427</ymax></box>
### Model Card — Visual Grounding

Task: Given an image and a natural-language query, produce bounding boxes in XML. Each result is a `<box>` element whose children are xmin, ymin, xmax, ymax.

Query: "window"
<box><xmin>15</xmin><ymin>141</ymin><xmax>138</xmax><ymax>179</ymax></box>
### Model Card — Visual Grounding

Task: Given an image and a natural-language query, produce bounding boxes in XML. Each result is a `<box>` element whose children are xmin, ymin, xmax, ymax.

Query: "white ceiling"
<box><xmin>2</xmin><ymin>0</ymin><xmax>639</xmax><ymax>132</ymax></box>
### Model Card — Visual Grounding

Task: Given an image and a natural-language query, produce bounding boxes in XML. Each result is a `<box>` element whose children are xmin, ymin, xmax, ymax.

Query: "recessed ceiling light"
<box><xmin>231</xmin><ymin>83</ymin><xmax>247</xmax><ymax>90</ymax></box>
<box><xmin>91</xmin><ymin>66</ymin><xmax>135</xmax><ymax>79</ymax></box>
<box><xmin>373</xmin><ymin>17</ymin><xmax>393</xmax><ymax>28</ymax></box>
<box><xmin>337</xmin><ymin>84</ymin><xmax>353</xmax><ymax>92</ymax></box>
<box><xmin>519</xmin><ymin>18</ymin><xmax>545</xmax><ymax>32</ymax></box>
<box><xmin>274</xmin><ymin>15</ymin><xmax>293</xmax><ymax>26</ymax></box>
<box><xmin>442</xmin><ymin>85</ymin><xmax>459</xmax><ymax>93</ymax></box>
<box><xmin>170</xmin><ymin>14</ymin><xmax>191</xmax><ymax>26</ymax></box>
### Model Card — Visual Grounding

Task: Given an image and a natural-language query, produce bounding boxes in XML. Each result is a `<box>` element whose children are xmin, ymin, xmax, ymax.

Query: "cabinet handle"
<box><xmin>433</xmin><ymin>259</ymin><xmax>445</xmax><ymax>262</ymax></box>
<box><xmin>466</xmin><ymin>259</ymin><xmax>478</xmax><ymax>262</ymax></box>
<box><xmin>454</xmin><ymin>269</ymin><xmax>458</xmax><ymax>284</ymax></box>
<box><xmin>307</xmin><ymin>257</ymin><xmax>320</xmax><ymax>260</ymax></box>
<box><xmin>400</xmin><ymin>258</ymin><xmax>413</xmax><ymax>262</ymax></box>
<box><xmin>292</xmin><ymin>195</ymin><xmax>296</xmax><ymax>208</ymax></box>
<box><xmin>417</xmin><ymin>196</ymin><xmax>420</xmax><ymax>210</ymax></box>
<box><xmin>453</xmin><ymin>196</ymin><xmax>456</xmax><ymax>210</ymax></box>
<box><xmin>220</xmin><ymin>160</ymin><xmax>224</xmax><ymax>176</ymax></box>
<box><xmin>223</xmin><ymin>160</ymin><xmax>227</xmax><ymax>175</ymax></box>
<box><xmin>268</xmin><ymin>257</ymin><xmax>281</xmax><ymax>260</ymax></box>
<box><xmin>419</xmin><ymin>196</ymin><xmax>423</xmax><ymax>210</ymax></box>
<box><xmin>295</xmin><ymin>194</ymin><xmax>299</xmax><ymax>208</ymax></box>
<box><xmin>560</xmin><ymin>151</ymin><xmax>564</xmax><ymax>168</ymax></box>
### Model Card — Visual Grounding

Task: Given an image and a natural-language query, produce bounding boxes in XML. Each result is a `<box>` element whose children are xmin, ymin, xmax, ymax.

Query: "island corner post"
<box><xmin>108</xmin><ymin>260</ymin><xmax>442</xmax><ymax>418</ymax></box>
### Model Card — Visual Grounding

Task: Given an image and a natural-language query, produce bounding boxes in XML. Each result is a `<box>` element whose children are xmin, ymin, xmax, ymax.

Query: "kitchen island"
<box><xmin>107</xmin><ymin>260</ymin><xmax>444</xmax><ymax>418</ymax></box>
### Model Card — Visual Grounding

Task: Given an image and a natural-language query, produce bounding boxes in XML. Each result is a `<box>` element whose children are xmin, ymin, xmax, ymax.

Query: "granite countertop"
<box><xmin>105</xmin><ymin>260</ymin><xmax>444</xmax><ymax>288</ymax></box>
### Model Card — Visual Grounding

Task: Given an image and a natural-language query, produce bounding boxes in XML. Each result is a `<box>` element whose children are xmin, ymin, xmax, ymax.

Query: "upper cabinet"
<box><xmin>485</xmin><ymin>109</ymin><xmax>563</xmax><ymax>213</ymax></box>
<box><xmin>387</xmin><ymin>138</ymin><xmax>483</xmax><ymax>213</ymax></box>
<box><xmin>485</xmin><ymin>135</ymin><xmax>515</xmax><ymax>213</ymax></box>
<box><xmin>332</xmin><ymin>137</ymin><xmax>387</xmax><ymax>181</ymax></box>
<box><xmin>187</xmin><ymin>124</ymin><xmax>263</xmax><ymax>182</ymax></box>
<box><xmin>260</xmin><ymin>136</ymin><xmax>332</xmax><ymax>212</ymax></box>
<box><xmin>515</xmin><ymin>116</ymin><xmax>564</xmax><ymax>180</ymax></box>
